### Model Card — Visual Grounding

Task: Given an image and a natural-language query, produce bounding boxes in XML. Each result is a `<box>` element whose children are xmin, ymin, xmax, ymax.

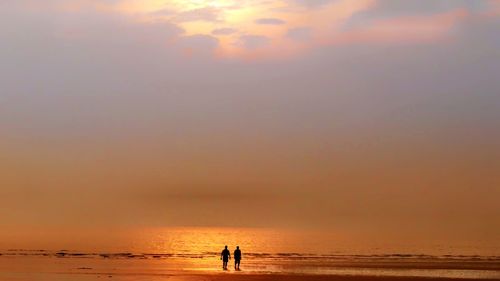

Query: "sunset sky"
<box><xmin>1</xmin><ymin>0</ymin><xmax>499</xmax><ymax>247</ymax></box>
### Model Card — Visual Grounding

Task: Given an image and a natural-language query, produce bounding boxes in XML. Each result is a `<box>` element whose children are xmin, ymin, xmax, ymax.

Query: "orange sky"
<box><xmin>0</xmin><ymin>0</ymin><xmax>499</xmax><ymax>248</ymax></box>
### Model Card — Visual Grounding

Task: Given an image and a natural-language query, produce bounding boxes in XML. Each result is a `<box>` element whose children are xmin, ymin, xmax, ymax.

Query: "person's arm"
<box><xmin>220</xmin><ymin>251</ymin><xmax>223</xmax><ymax>260</ymax></box>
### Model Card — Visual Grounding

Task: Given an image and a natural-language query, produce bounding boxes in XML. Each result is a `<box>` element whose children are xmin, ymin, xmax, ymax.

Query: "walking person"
<box><xmin>234</xmin><ymin>246</ymin><xmax>242</xmax><ymax>270</ymax></box>
<box><xmin>220</xmin><ymin>245</ymin><xmax>231</xmax><ymax>270</ymax></box>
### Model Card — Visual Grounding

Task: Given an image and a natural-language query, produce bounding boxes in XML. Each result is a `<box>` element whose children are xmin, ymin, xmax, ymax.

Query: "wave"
<box><xmin>2</xmin><ymin>249</ymin><xmax>500</xmax><ymax>262</ymax></box>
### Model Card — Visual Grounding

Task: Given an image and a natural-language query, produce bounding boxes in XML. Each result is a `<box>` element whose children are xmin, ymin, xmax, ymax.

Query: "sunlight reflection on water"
<box><xmin>1</xmin><ymin>228</ymin><xmax>499</xmax><ymax>279</ymax></box>
<box><xmin>127</xmin><ymin>227</ymin><xmax>500</xmax><ymax>257</ymax></box>
<box><xmin>143</xmin><ymin>227</ymin><xmax>300</xmax><ymax>255</ymax></box>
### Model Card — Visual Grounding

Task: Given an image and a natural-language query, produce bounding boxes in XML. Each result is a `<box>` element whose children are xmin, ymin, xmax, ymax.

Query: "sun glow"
<box><xmin>117</xmin><ymin>0</ymin><xmax>242</xmax><ymax>15</ymax></box>
<box><xmin>112</xmin><ymin>0</ymin><xmax>312</xmax><ymax>59</ymax></box>
<box><xmin>101</xmin><ymin>0</ymin><xmax>469</xmax><ymax>60</ymax></box>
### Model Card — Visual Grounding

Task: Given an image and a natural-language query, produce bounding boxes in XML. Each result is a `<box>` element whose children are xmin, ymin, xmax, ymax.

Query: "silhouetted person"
<box><xmin>220</xmin><ymin>245</ymin><xmax>231</xmax><ymax>270</ymax></box>
<box><xmin>234</xmin><ymin>246</ymin><xmax>242</xmax><ymax>270</ymax></box>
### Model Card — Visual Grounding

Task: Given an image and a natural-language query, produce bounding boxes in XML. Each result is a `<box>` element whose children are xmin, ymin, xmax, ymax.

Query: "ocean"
<box><xmin>1</xmin><ymin>227</ymin><xmax>499</xmax><ymax>279</ymax></box>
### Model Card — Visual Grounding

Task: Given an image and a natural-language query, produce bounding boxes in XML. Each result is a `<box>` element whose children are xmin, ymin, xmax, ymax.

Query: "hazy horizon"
<box><xmin>1</xmin><ymin>0</ymin><xmax>499</xmax><ymax>251</ymax></box>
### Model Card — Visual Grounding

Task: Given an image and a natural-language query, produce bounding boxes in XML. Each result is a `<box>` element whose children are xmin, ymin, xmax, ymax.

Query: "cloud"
<box><xmin>343</xmin><ymin>0</ymin><xmax>489</xmax><ymax>30</ymax></box>
<box><xmin>237</xmin><ymin>35</ymin><xmax>271</xmax><ymax>49</ymax></box>
<box><xmin>174</xmin><ymin>7</ymin><xmax>221</xmax><ymax>22</ymax></box>
<box><xmin>177</xmin><ymin>34</ymin><xmax>219</xmax><ymax>56</ymax></box>
<box><xmin>1</xmin><ymin>0</ymin><xmax>500</xmax><ymax>236</ymax></box>
<box><xmin>372</xmin><ymin>0</ymin><xmax>488</xmax><ymax>16</ymax></box>
<box><xmin>255</xmin><ymin>18</ymin><xmax>286</xmax><ymax>25</ymax></box>
<box><xmin>292</xmin><ymin>0</ymin><xmax>337</xmax><ymax>8</ymax></box>
<box><xmin>336</xmin><ymin>9</ymin><xmax>469</xmax><ymax>45</ymax></box>
<box><xmin>148</xmin><ymin>8</ymin><xmax>175</xmax><ymax>17</ymax></box>
<box><xmin>212</xmin><ymin>27</ymin><xmax>238</xmax><ymax>35</ymax></box>
<box><xmin>287</xmin><ymin>27</ymin><xmax>312</xmax><ymax>41</ymax></box>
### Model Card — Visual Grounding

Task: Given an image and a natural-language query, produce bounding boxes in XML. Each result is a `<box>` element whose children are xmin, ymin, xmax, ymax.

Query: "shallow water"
<box><xmin>1</xmin><ymin>227</ymin><xmax>499</xmax><ymax>279</ymax></box>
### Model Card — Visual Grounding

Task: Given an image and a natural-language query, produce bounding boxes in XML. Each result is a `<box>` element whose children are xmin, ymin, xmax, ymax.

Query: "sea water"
<box><xmin>1</xmin><ymin>227</ymin><xmax>499</xmax><ymax>279</ymax></box>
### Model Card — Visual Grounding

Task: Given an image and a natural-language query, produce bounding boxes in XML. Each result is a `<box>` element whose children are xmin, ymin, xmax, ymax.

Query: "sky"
<box><xmin>0</xmin><ymin>0</ymin><xmax>499</xmax><ymax>246</ymax></box>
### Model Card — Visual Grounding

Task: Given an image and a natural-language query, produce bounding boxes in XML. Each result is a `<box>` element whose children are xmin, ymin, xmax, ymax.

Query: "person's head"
<box><xmin>225</xmin><ymin>245</ymin><xmax>228</xmax><ymax>249</ymax></box>
<box><xmin>236</xmin><ymin>246</ymin><xmax>239</xmax><ymax>249</ymax></box>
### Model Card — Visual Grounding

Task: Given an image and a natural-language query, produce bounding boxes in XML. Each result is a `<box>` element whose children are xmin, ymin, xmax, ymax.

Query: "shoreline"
<box><xmin>1</xmin><ymin>254</ymin><xmax>499</xmax><ymax>280</ymax></box>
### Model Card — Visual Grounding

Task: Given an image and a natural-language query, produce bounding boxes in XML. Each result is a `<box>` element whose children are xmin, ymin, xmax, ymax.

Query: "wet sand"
<box><xmin>193</xmin><ymin>274</ymin><xmax>500</xmax><ymax>281</ymax></box>
<box><xmin>2</xmin><ymin>272</ymin><xmax>500</xmax><ymax>281</ymax></box>
<box><xmin>1</xmin><ymin>252</ymin><xmax>499</xmax><ymax>281</ymax></box>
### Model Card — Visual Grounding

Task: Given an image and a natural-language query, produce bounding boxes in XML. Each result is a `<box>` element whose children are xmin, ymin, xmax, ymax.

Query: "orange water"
<box><xmin>1</xmin><ymin>227</ymin><xmax>500</xmax><ymax>279</ymax></box>
<box><xmin>2</xmin><ymin>227</ymin><xmax>499</xmax><ymax>256</ymax></box>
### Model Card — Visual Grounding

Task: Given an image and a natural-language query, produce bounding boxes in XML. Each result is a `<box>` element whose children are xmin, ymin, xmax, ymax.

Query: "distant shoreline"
<box><xmin>2</xmin><ymin>249</ymin><xmax>499</xmax><ymax>271</ymax></box>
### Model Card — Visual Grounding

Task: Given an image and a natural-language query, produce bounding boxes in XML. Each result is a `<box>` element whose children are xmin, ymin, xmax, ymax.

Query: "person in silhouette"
<box><xmin>234</xmin><ymin>246</ymin><xmax>242</xmax><ymax>270</ymax></box>
<box><xmin>220</xmin><ymin>245</ymin><xmax>231</xmax><ymax>270</ymax></box>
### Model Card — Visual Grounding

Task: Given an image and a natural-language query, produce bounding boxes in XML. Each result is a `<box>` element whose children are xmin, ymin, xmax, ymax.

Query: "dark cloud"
<box><xmin>177</xmin><ymin>34</ymin><xmax>220</xmax><ymax>55</ymax></box>
<box><xmin>237</xmin><ymin>35</ymin><xmax>271</xmax><ymax>49</ymax></box>
<box><xmin>212</xmin><ymin>27</ymin><xmax>238</xmax><ymax>35</ymax></box>
<box><xmin>371</xmin><ymin>0</ymin><xmax>488</xmax><ymax>16</ymax></box>
<box><xmin>291</xmin><ymin>0</ymin><xmax>337</xmax><ymax>8</ymax></box>
<box><xmin>343</xmin><ymin>0</ymin><xmax>489</xmax><ymax>30</ymax></box>
<box><xmin>255</xmin><ymin>18</ymin><xmax>286</xmax><ymax>25</ymax></box>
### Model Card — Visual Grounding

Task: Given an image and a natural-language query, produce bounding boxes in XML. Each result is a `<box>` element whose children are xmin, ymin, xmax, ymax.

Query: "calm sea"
<box><xmin>1</xmin><ymin>227</ymin><xmax>499</xmax><ymax>279</ymax></box>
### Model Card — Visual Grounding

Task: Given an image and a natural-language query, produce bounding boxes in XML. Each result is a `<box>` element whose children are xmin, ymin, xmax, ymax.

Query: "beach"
<box><xmin>1</xmin><ymin>228</ymin><xmax>499</xmax><ymax>281</ymax></box>
<box><xmin>1</xmin><ymin>250</ymin><xmax>499</xmax><ymax>281</ymax></box>
<box><xmin>2</xmin><ymin>271</ymin><xmax>500</xmax><ymax>281</ymax></box>
<box><xmin>194</xmin><ymin>275</ymin><xmax>500</xmax><ymax>281</ymax></box>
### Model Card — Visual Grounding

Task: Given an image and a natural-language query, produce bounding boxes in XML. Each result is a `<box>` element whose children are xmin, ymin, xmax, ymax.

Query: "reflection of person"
<box><xmin>220</xmin><ymin>245</ymin><xmax>231</xmax><ymax>270</ymax></box>
<box><xmin>234</xmin><ymin>246</ymin><xmax>242</xmax><ymax>270</ymax></box>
